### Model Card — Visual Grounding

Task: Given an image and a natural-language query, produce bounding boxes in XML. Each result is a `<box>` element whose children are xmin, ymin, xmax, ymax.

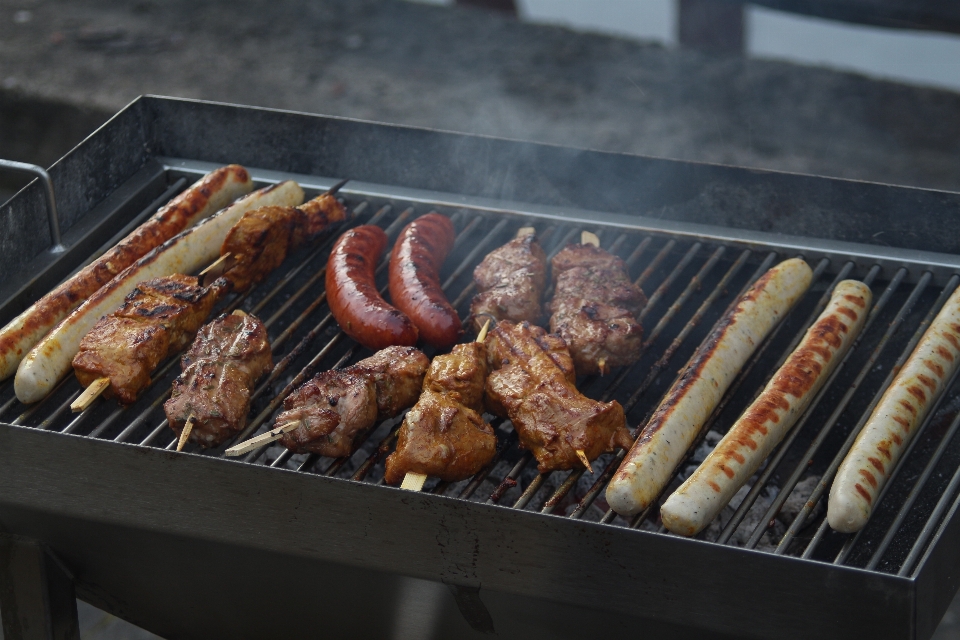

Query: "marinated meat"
<box><xmin>164</xmin><ymin>312</ymin><xmax>273</xmax><ymax>448</ymax></box>
<box><xmin>278</xmin><ymin>346</ymin><xmax>429</xmax><ymax>457</ymax></box>
<box><xmin>470</xmin><ymin>232</ymin><xmax>547</xmax><ymax>325</ymax></box>
<box><xmin>484</xmin><ymin>321</ymin><xmax>632</xmax><ymax>473</ymax></box>
<box><xmin>73</xmin><ymin>274</ymin><xmax>227</xmax><ymax>404</ymax></box>
<box><xmin>383</xmin><ymin>342</ymin><xmax>496</xmax><ymax>484</ymax></box>
<box><xmin>222</xmin><ymin>192</ymin><xmax>347</xmax><ymax>291</ymax></box>
<box><xmin>549</xmin><ymin>243</ymin><xmax>646</xmax><ymax>376</ymax></box>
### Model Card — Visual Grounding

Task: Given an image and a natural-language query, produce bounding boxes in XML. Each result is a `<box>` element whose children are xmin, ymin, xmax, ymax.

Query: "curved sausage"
<box><xmin>606</xmin><ymin>258</ymin><xmax>813</xmax><ymax>517</ymax></box>
<box><xmin>326</xmin><ymin>226</ymin><xmax>419</xmax><ymax>350</ymax></box>
<box><xmin>0</xmin><ymin>165</ymin><xmax>253</xmax><ymax>381</ymax></box>
<box><xmin>828</xmin><ymin>283</ymin><xmax>960</xmax><ymax>533</ymax></box>
<box><xmin>388</xmin><ymin>213</ymin><xmax>461</xmax><ymax>349</ymax></box>
<box><xmin>14</xmin><ymin>181</ymin><xmax>304</xmax><ymax>404</ymax></box>
<box><xmin>662</xmin><ymin>280</ymin><xmax>872</xmax><ymax>536</ymax></box>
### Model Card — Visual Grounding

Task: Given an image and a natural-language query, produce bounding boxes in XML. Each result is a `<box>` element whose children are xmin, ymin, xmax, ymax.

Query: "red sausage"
<box><xmin>388</xmin><ymin>213</ymin><xmax>462</xmax><ymax>349</ymax></box>
<box><xmin>326</xmin><ymin>226</ymin><xmax>419</xmax><ymax>350</ymax></box>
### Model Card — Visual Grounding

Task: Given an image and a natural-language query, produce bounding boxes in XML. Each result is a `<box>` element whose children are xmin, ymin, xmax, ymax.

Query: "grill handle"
<box><xmin>0</xmin><ymin>158</ymin><xmax>64</xmax><ymax>253</ymax></box>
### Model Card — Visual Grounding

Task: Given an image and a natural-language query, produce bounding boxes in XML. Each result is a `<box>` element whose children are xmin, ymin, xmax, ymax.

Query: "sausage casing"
<box><xmin>327</xmin><ymin>226</ymin><xmax>419</xmax><ymax>350</ymax></box>
<box><xmin>0</xmin><ymin>165</ymin><xmax>253</xmax><ymax>381</ymax></box>
<box><xmin>662</xmin><ymin>280</ymin><xmax>871</xmax><ymax>536</ymax></box>
<box><xmin>388</xmin><ymin>213</ymin><xmax>461</xmax><ymax>349</ymax></box>
<box><xmin>828</xmin><ymin>283</ymin><xmax>960</xmax><ymax>533</ymax></box>
<box><xmin>606</xmin><ymin>258</ymin><xmax>813</xmax><ymax>517</ymax></box>
<box><xmin>13</xmin><ymin>181</ymin><xmax>303</xmax><ymax>404</ymax></box>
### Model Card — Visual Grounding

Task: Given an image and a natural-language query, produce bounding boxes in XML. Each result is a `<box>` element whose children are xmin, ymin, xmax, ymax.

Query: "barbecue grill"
<box><xmin>2</xmin><ymin>96</ymin><xmax>960</xmax><ymax>640</ymax></box>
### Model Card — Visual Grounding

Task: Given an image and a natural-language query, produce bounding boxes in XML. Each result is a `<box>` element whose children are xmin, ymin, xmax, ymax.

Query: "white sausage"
<box><xmin>662</xmin><ymin>280</ymin><xmax>871</xmax><ymax>536</ymax></box>
<box><xmin>0</xmin><ymin>166</ymin><xmax>253</xmax><ymax>381</ymax></box>
<box><xmin>14</xmin><ymin>181</ymin><xmax>304</xmax><ymax>404</ymax></box>
<box><xmin>828</xmin><ymin>283</ymin><xmax>960</xmax><ymax>533</ymax></box>
<box><xmin>606</xmin><ymin>258</ymin><xmax>813</xmax><ymax>517</ymax></box>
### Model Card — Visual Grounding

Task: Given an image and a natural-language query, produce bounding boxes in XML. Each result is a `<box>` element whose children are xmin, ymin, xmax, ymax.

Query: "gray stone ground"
<box><xmin>1</xmin><ymin>0</ymin><xmax>960</xmax><ymax>638</ymax></box>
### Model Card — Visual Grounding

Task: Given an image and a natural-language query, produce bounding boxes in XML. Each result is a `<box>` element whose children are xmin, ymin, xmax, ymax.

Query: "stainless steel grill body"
<box><xmin>2</xmin><ymin>97</ymin><xmax>960</xmax><ymax>639</ymax></box>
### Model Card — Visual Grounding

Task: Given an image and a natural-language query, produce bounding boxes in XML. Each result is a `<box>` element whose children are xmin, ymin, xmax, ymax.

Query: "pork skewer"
<box><xmin>70</xmin><ymin>274</ymin><xmax>229</xmax><ymax>408</ymax></box>
<box><xmin>469</xmin><ymin>226</ymin><xmax>547</xmax><ymax>328</ymax></box>
<box><xmin>484</xmin><ymin>320</ymin><xmax>632</xmax><ymax>473</ymax></box>
<box><xmin>387</xmin><ymin>320</ymin><xmax>495</xmax><ymax>492</ymax></box>
<box><xmin>165</xmin><ymin>309</ymin><xmax>273</xmax><ymax>451</ymax></box>
<box><xmin>548</xmin><ymin>231</ymin><xmax>647</xmax><ymax>376</ymax></box>
<box><xmin>225</xmin><ymin>346</ymin><xmax>429</xmax><ymax>457</ymax></box>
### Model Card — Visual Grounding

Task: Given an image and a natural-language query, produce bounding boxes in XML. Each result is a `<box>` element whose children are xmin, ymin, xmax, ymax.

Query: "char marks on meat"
<box><xmin>222</xmin><ymin>193</ymin><xmax>347</xmax><ymax>292</ymax></box>
<box><xmin>278</xmin><ymin>346</ymin><xmax>429</xmax><ymax>458</ymax></box>
<box><xmin>384</xmin><ymin>342</ymin><xmax>496</xmax><ymax>484</ymax></box>
<box><xmin>164</xmin><ymin>312</ymin><xmax>273</xmax><ymax>448</ymax></box>
<box><xmin>484</xmin><ymin>321</ymin><xmax>632</xmax><ymax>473</ymax></box>
<box><xmin>73</xmin><ymin>274</ymin><xmax>227</xmax><ymax>404</ymax></box>
<box><xmin>470</xmin><ymin>232</ymin><xmax>547</xmax><ymax>325</ymax></box>
<box><xmin>549</xmin><ymin>243</ymin><xmax>646</xmax><ymax>376</ymax></box>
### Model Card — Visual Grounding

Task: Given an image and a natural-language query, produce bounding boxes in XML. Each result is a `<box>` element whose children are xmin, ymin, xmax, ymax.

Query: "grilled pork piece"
<box><xmin>383</xmin><ymin>342</ymin><xmax>496</xmax><ymax>484</ymax></box>
<box><xmin>549</xmin><ymin>244</ymin><xmax>646</xmax><ymax>376</ymax></box>
<box><xmin>470</xmin><ymin>232</ymin><xmax>547</xmax><ymax>325</ymax></box>
<box><xmin>222</xmin><ymin>192</ymin><xmax>347</xmax><ymax>291</ymax></box>
<box><xmin>278</xmin><ymin>346</ymin><xmax>429</xmax><ymax>458</ymax></box>
<box><xmin>164</xmin><ymin>312</ymin><xmax>273</xmax><ymax>448</ymax></box>
<box><xmin>73</xmin><ymin>275</ymin><xmax>227</xmax><ymax>404</ymax></box>
<box><xmin>484</xmin><ymin>321</ymin><xmax>632</xmax><ymax>473</ymax></box>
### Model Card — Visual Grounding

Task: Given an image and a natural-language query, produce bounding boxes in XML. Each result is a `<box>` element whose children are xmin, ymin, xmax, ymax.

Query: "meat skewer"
<box><xmin>165</xmin><ymin>309</ymin><xmax>273</xmax><ymax>451</ymax></box>
<box><xmin>548</xmin><ymin>231</ymin><xmax>648</xmax><ymax>376</ymax></box>
<box><xmin>469</xmin><ymin>227</ymin><xmax>547</xmax><ymax>328</ymax></box>
<box><xmin>386</xmin><ymin>320</ymin><xmax>496</xmax><ymax>491</ymax></box>
<box><xmin>70</xmin><ymin>274</ymin><xmax>229</xmax><ymax>408</ymax></box>
<box><xmin>484</xmin><ymin>320</ymin><xmax>632</xmax><ymax>473</ymax></box>
<box><xmin>220</xmin><ymin>182</ymin><xmax>349</xmax><ymax>292</ymax></box>
<box><xmin>224</xmin><ymin>346</ymin><xmax>430</xmax><ymax>457</ymax></box>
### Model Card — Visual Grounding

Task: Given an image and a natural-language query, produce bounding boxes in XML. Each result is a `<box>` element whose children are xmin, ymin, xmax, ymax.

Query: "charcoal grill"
<box><xmin>2</xmin><ymin>96</ymin><xmax>960</xmax><ymax>640</ymax></box>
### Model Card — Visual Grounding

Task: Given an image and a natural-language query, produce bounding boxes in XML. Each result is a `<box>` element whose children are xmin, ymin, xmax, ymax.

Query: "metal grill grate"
<box><xmin>3</xmin><ymin>160</ymin><xmax>960</xmax><ymax>580</ymax></box>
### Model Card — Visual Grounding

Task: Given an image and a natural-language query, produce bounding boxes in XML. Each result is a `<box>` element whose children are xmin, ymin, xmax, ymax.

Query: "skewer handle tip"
<box><xmin>476</xmin><ymin>318</ymin><xmax>492</xmax><ymax>343</ymax></box>
<box><xmin>177</xmin><ymin>414</ymin><xmax>197</xmax><ymax>452</ymax></box>
<box><xmin>516</xmin><ymin>226</ymin><xmax>536</xmax><ymax>238</ymax></box>
<box><xmin>224</xmin><ymin>421</ymin><xmax>300</xmax><ymax>457</ymax></box>
<box><xmin>581</xmin><ymin>231</ymin><xmax>600</xmax><ymax>247</ymax></box>
<box><xmin>70</xmin><ymin>377</ymin><xmax>110</xmax><ymax>413</ymax></box>
<box><xmin>575</xmin><ymin>449</ymin><xmax>594</xmax><ymax>473</ymax></box>
<box><xmin>401</xmin><ymin>472</ymin><xmax>429</xmax><ymax>492</ymax></box>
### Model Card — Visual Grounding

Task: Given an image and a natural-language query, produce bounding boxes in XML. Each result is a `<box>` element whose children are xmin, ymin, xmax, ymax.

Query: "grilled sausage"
<box><xmin>388</xmin><ymin>213</ymin><xmax>461</xmax><ymax>349</ymax></box>
<box><xmin>828</xmin><ymin>283</ymin><xmax>960</xmax><ymax>533</ymax></box>
<box><xmin>662</xmin><ymin>280</ymin><xmax>871</xmax><ymax>536</ymax></box>
<box><xmin>14</xmin><ymin>181</ymin><xmax>304</xmax><ymax>404</ymax></box>
<box><xmin>0</xmin><ymin>165</ymin><xmax>253</xmax><ymax>381</ymax></box>
<box><xmin>327</xmin><ymin>226</ymin><xmax>419</xmax><ymax>350</ymax></box>
<box><xmin>606</xmin><ymin>258</ymin><xmax>813</xmax><ymax>517</ymax></box>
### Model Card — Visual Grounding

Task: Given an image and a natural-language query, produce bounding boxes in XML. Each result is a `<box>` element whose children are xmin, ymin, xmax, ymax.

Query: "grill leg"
<box><xmin>0</xmin><ymin>535</ymin><xmax>80</xmax><ymax>640</ymax></box>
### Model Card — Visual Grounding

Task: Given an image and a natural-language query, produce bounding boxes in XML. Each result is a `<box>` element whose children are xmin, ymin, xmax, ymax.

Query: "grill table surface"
<box><xmin>2</xmin><ymin>96</ymin><xmax>960</xmax><ymax>639</ymax></box>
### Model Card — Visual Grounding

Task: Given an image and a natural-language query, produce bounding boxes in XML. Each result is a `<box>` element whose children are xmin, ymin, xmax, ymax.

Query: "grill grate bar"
<box><xmin>899</xmin><ymin>444</ymin><xmax>960</xmax><ymax>576</ymax></box>
<box><xmin>772</xmin><ymin>274</ymin><xmax>959</xmax><ymax>554</ymax></box>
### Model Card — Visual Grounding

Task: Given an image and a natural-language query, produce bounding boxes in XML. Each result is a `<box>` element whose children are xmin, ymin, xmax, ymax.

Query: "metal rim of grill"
<box><xmin>2</xmin><ymin>157</ymin><xmax>960</xmax><ymax>583</ymax></box>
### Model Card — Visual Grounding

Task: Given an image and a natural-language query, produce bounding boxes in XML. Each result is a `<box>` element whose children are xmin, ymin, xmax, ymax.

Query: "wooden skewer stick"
<box><xmin>581</xmin><ymin>230</ymin><xmax>600</xmax><ymax>247</ymax></box>
<box><xmin>401</xmin><ymin>319</ymin><xmax>493</xmax><ymax>491</ymax></box>
<box><xmin>200</xmin><ymin>252</ymin><xmax>237</xmax><ymax>287</ymax></box>
<box><xmin>232</xmin><ymin>309</ymin><xmax>247</xmax><ymax>317</ymax></box>
<box><xmin>70</xmin><ymin>377</ymin><xmax>110</xmax><ymax>412</ymax></box>
<box><xmin>224</xmin><ymin>421</ymin><xmax>301</xmax><ymax>457</ymax></box>
<box><xmin>177</xmin><ymin>413</ymin><xmax>197</xmax><ymax>452</ymax></box>
<box><xmin>576</xmin><ymin>449</ymin><xmax>594</xmax><ymax>473</ymax></box>
<box><xmin>598</xmin><ymin>357</ymin><xmax>608</xmax><ymax>376</ymax></box>
<box><xmin>516</xmin><ymin>226</ymin><xmax>536</xmax><ymax>238</ymax></box>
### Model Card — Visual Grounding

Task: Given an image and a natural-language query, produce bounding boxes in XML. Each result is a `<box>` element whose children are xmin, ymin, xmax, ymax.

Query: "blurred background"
<box><xmin>0</xmin><ymin>0</ymin><xmax>958</xmax><ymax>637</ymax></box>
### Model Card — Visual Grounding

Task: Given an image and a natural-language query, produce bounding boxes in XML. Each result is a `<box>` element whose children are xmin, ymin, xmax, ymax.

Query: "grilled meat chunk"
<box><xmin>222</xmin><ymin>193</ymin><xmax>347</xmax><ymax>292</ymax></box>
<box><xmin>470</xmin><ymin>232</ymin><xmax>547</xmax><ymax>325</ymax></box>
<box><xmin>278</xmin><ymin>346</ymin><xmax>429</xmax><ymax>457</ymax></box>
<box><xmin>384</xmin><ymin>342</ymin><xmax>496</xmax><ymax>484</ymax></box>
<box><xmin>549</xmin><ymin>243</ymin><xmax>646</xmax><ymax>376</ymax></box>
<box><xmin>73</xmin><ymin>275</ymin><xmax>226</xmax><ymax>404</ymax></box>
<box><xmin>164</xmin><ymin>312</ymin><xmax>273</xmax><ymax>448</ymax></box>
<box><xmin>485</xmin><ymin>321</ymin><xmax>632</xmax><ymax>473</ymax></box>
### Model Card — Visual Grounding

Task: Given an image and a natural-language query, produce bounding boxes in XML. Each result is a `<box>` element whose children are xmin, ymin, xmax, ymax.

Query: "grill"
<box><xmin>2</xmin><ymin>96</ymin><xmax>960</xmax><ymax>639</ymax></box>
